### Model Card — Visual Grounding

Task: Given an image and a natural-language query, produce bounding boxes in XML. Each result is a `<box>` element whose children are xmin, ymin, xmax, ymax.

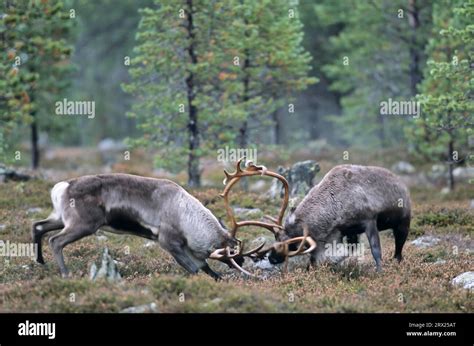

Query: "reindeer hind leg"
<box><xmin>32</xmin><ymin>217</ymin><xmax>64</xmax><ymax>264</ymax></box>
<box><xmin>49</xmin><ymin>224</ymin><xmax>97</xmax><ymax>277</ymax></box>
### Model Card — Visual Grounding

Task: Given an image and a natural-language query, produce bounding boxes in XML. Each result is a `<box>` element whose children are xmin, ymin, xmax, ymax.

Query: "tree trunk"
<box><xmin>407</xmin><ymin>0</ymin><xmax>422</xmax><ymax>96</ymax></box>
<box><xmin>185</xmin><ymin>0</ymin><xmax>200</xmax><ymax>187</ymax></box>
<box><xmin>447</xmin><ymin>139</ymin><xmax>455</xmax><ymax>191</ymax></box>
<box><xmin>237</xmin><ymin>51</ymin><xmax>250</xmax><ymax>150</ymax></box>
<box><xmin>272</xmin><ymin>109</ymin><xmax>282</xmax><ymax>145</ymax></box>
<box><xmin>30</xmin><ymin>115</ymin><xmax>39</xmax><ymax>169</ymax></box>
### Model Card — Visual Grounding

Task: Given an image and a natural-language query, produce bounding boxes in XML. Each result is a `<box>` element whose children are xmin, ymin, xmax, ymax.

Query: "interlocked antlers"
<box><xmin>209</xmin><ymin>158</ymin><xmax>316</xmax><ymax>277</ymax></box>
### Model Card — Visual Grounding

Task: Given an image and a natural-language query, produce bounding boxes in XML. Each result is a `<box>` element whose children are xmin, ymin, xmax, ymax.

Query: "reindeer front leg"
<box><xmin>364</xmin><ymin>219</ymin><xmax>382</xmax><ymax>271</ymax></box>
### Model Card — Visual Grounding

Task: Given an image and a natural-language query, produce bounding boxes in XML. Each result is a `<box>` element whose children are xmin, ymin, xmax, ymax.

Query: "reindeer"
<box><xmin>32</xmin><ymin>162</ymin><xmax>315</xmax><ymax>279</ymax></box>
<box><xmin>266</xmin><ymin>164</ymin><xmax>411</xmax><ymax>271</ymax></box>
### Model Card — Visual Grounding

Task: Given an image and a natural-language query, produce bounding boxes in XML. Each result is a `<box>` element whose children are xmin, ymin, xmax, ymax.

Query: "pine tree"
<box><xmin>218</xmin><ymin>0</ymin><xmax>316</xmax><ymax>147</ymax></box>
<box><xmin>123</xmin><ymin>0</ymin><xmax>228</xmax><ymax>187</ymax></box>
<box><xmin>125</xmin><ymin>0</ymin><xmax>315</xmax><ymax>186</ymax></box>
<box><xmin>320</xmin><ymin>0</ymin><xmax>433</xmax><ymax>147</ymax></box>
<box><xmin>411</xmin><ymin>0</ymin><xmax>473</xmax><ymax>190</ymax></box>
<box><xmin>0</xmin><ymin>0</ymin><xmax>74</xmax><ymax>167</ymax></box>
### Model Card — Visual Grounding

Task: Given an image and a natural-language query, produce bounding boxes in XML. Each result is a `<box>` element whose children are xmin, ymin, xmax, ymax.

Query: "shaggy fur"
<box><xmin>271</xmin><ymin>165</ymin><xmax>411</xmax><ymax>270</ymax></box>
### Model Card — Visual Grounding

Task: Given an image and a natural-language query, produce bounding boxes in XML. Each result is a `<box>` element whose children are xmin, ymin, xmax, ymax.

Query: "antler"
<box><xmin>211</xmin><ymin>158</ymin><xmax>316</xmax><ymax>277</ymax></box>
<box><xmin>221</xmin><ymin>157</ymin><xmax>289</xmax><ymax>237</ymax></box>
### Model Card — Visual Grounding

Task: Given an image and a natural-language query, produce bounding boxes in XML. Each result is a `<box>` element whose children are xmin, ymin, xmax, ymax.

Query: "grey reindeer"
<box><xmin>267</xmin><ymin>164</ymin><xmax>411</xmax><ymax>271</ymax></box>
<box><xmin>32</xmin><ymin>164</ymin><xmax>314</xmax><ymax>279</ymax></box>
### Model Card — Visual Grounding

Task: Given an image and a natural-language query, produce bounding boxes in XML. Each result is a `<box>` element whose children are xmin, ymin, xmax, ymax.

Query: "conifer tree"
<box><xmin>0</xmin><ymin>0</ymin><xmax>74</xmax><ymax>167</ymax></box>
<box><xmin>411</xmin><ymin>0</ymin><xmax>473</xmax><ymax>190</ymax></box>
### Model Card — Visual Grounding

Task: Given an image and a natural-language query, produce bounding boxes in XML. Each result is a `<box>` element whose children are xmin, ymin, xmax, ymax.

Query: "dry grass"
<box><xmin>0</xmin><ymin>173</ymin><xmax>472</xmax><ymax>313</ymax></box>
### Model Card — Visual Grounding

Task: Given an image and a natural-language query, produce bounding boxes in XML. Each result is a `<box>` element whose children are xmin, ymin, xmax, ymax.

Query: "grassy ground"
<box><xmin>0</xmin><ymin>172</ymin><xmax>472</xmax><ymax>313</ymax></box>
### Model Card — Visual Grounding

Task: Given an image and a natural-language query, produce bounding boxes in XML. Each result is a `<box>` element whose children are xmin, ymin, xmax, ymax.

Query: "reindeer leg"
<box><xmin>393</xmin><ymin>219</ymin><xmax>409</xmax><ymax>263</ymax></box>
<box><xmin>364</xmin><ymin>219</ymin><xmax>382</xmax><ymax>271</ymax></box>
<box><xmin>309</xmin><ymin>240</ymin><xmax>327</xmax><ymax>268</ymax></box>
<box><xmin>184</xmin><ymin>249</ymin><xmax>222</xmax><ymax>280</ymax></box>
<box><xmin>201</xmin><ymin>263</ymin><xmax>222</xmax><ymax>280</ymax></box>
<box><xmin>159</xmin><ymin>235</ymin><xmax>200</xmax><ymax>275</ymax></box>
<box><xmin>167</xmin><ymin>249</ymin><xmax>200</xmax><ymax>275</ymax></box>
<box><xmin>32</xmin><ymin>217</ymin><xmax>64</xmax><ymax>264</ymax></box>
<box><xmin>49</xmin><ymin>225</ymin><xmax>96</xmax><ymax>277</ymax></box>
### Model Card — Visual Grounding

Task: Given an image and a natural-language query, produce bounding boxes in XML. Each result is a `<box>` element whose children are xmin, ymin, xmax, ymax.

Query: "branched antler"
<box><xmin>210</xmin><ymin>157</ymin><xmax>317</xmax><ymax>278</ymax></box>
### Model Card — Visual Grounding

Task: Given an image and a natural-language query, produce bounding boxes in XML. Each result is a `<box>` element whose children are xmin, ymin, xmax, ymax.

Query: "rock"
<box><xmin>410</xmin><ymin>235</ymin><xmax>441</xmax><ymax>248</ymax></box>
<box><xmin>434</xmin><ymin>259</ymin><xmax>447</xmax><ymax>265</ymax></box>
<box><xmin>440</xmin><ymin>187</ymin><xmax>450</xmax><ymax>195</ymax></box>
<box><xmin>470</xmin><ymin>200</ymin><xmax>474</xmax><ymax>209</ymax></box>
<box><xmin>89</xmin><ymin>247</ymin><xmax>122</xmax><ymax>282</ymax></box>
<box><xmin>233</xmin><ymin>207</ymin><xmax>262</xmax><ymax>218</ymax></box>
<box><xmin>451</xmin><ymin>272</ymin><xmax>474</xmax><ymax>291</ymax></box>
<box><xmin>0</xmin><ymin>224</ymin><xmax>6</xmax><ymax>232</ymax></box>
<box><xmin>144</xmin><ymin>241</ymin><xmax>157</xmax><ymax>248</ymax></box>
<box><xmin>253</xmin><ymin>258</ymin><xmax>274</xmax><ymax>270</ymax></box>
<box><xmin>428</xmin><ymin>164</ymin><xmax>447</xmax><ymax>182</ymax></box>
<box><xmin>268</xmin><ymin>160</ymin><xmax>320</xmax><ymax>198</ymax></box>
<box><xmin>209</xmin><ymin>298</ymin><xmax>223</xmax><ymax>305</ymax></box>
<box><xmin>392</xmin><ymin>161</ymin><xmax>415</xmax><ymax>174</ymax></box>
<box><xmin>89</xmin><ymin>263</ymin><xmax>98</xmax><ymax>280</ymax></box>
<box><xmin>98</xmin><ymin>138</ymin><xmax>125</xmax><ymax>152</ymax></box>
<box><xmin>249</xmin><ymin>180</ymin><xmax>267</xmax><ymax>193</ymax></box>
<box><xmin>26</xmin><ymin>207</ymin><xmax>43</xmax><ymax>215</ymax></box>
<box><xmin>97</xmin><ymin>138</ymin><xmax>126</xmax><ymax>165</ymax></box>
<box><xmin>249</xmin><ymin>235</ymin><xmax>274</xmax><ymax>246</ymax></box>
<box><xmin>398</xmin><ymin>172</ymin><xmax>433</xmax><ymax>188</ymax></box>
<box><xmin>120</xmin><ymin>302</ymin><xmax>159</xmax><ymax>313</ymax></box>
<box><xmin>0</xmin><ymin>165</ymin><xmax>31</xmax><ymax>183</ymax></box>
<box><xmin>243</xmin><ymin>257</ymin><xmax>280</xmax><ymax>278</ymax></box>
<box><xmin>453</xmin><ymin>167</ymin><xmax>474</xmax><ymax>179</ymax></box>
<box><xmin>96</xmin><ymin>235</ymin><xmax>108</xmax><ymax>242</ymax></box>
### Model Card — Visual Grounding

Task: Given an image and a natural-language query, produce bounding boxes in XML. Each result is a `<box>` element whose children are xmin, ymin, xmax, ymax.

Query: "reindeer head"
<box><xmin>209</xmin><ymin>158</ymin><xmax>316</xmax><ymax>276</ymax></box>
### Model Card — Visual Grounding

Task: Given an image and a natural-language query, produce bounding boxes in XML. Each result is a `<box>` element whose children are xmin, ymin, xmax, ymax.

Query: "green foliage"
<box><xmin>0</xmin><ymin>0</ymin><xmax>74</xmax><ymax>161</ymax></box>
<box><xmin>123</xmin><ymin>0</ymin><xmax>225</xmax><ymax>174</ymax></box>
<box><xmin>216</xmin><ymin>0</ymin><xmax>317</xmax><ymax>142</ymax></box>
<box><xmin>416</xmin><ymin>208</ymin><xmax>473</xmax><ymax>227</ymax></box>
<box><xmin>124</xmin><ymin>0</ymin><xmax>315</xmax><ymax>183</ymax></box>
<box><xmin>407</xmin><ymin>0</ymin><xmax>473</xmax><ymax>163</ymax></box>
<box><xmin>319</xmin><ymin>0</ymin><xmax>433</xmax><ymax>147</ymax></box>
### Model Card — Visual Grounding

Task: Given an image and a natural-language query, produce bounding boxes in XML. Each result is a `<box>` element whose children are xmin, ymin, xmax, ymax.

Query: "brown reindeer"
<box><xmin>266</xmin><ymin>164</ymin><xmax>411</xmax><ymax>271</ymax></box>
